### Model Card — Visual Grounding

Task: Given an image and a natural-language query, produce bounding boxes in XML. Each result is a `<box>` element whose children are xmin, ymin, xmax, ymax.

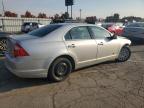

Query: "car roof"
<box><xmin>50</xmin><ymin>23</ymin><xmax>99</xmax><ymax>28</ymax></box>
<box><xmin>23</xmin><ymin>22</ymin><xmax>39</xmax><ymax>24</ymax></box>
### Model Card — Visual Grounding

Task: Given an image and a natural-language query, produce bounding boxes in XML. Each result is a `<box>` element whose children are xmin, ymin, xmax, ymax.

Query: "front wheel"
<box><xmin>48</xmin><ymin>58</ymin><xmax>72</xmax><ymax>82</ymax></box>
<box><xmin>117</xmin><ymin>46</ymin><xmax>131</xmax><ymax>62</ymax></box>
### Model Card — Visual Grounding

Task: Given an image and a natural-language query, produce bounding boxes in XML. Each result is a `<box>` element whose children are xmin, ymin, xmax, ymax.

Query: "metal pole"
<box><xmin>67</xmin><ymin>6</ymin><xmax>69</xmax><ymax>19</ymax></box>
<box><xmin>80</xmin><ymin>9</ymin><xmax>82</xmax><ymax>20</ymax></box>
<box><xmin>2</xmin><ymin>0</ymin><xmax>5</xmax><ymax>17</ymax></box>
<box><xmin>71</xmin><ymin>5</ymin><xmax>72</xmax><ymax>19</ymax></box>
<box><xmin>1</xmin><ymin>18</ymin><xmax>5</xmax><ymax>31</ymax></box>
<box><xmin>67</xmin><ymin>6</ymin><xmax>68</xmax><ymax>14</ymax></box>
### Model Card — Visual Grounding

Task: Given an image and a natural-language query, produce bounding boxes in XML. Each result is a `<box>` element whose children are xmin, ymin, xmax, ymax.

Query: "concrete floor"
<box><xmin>0</xmin><ymin>45</ymin><xmax>144</xmax><ymax>108</ymax></box>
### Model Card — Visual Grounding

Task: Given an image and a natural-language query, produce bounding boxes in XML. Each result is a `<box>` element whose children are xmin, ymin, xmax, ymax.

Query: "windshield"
<box><xmin>28</xmin><ymin>24</ymin><xmax>62</xmax><ymax>37</ymax></box>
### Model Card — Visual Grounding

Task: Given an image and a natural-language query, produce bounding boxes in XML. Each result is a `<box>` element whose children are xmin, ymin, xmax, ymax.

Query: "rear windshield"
<box><xmin>28</xmin><ymin>25</ymin><xmax>62</xmax><ymax>37</ymax></box>
<box><xmin>23</xmin><ymin>23</ymin><xmax>31</xmax><ymax>26</ymax></box>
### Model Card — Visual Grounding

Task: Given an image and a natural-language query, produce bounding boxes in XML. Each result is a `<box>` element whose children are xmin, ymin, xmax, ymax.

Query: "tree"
<box><xmin>38</xmin><ymin>13</ymin><xmax>47</xmax><ymax>18</ymax></box>
<box><xmin>105</xmin><ymin>13</ymin><xmax>120</xmax><ymax>22</ymax></box>
<box><xmin>51</xmin><ymin>14</ymin><xmax>64</xmax><ymax>23</ymax></box>
<box><xmin>114</xmin><ymin>13</ymin><xmax>120</xmax><ymax>22</ymax></box>
<box><xmin>21</xmin><ymin>11</ymin><xmax>36</xmax><ymax>18</ymax></box>
<box><xmin>4</xmin><ymin>11</ymin><xmax>18</xmax><ymax>17</ymax></box>
<box><xmin>54</xmin><ymin>14</ymin><xmax>60</xmax><ymax>19</ymax></box>
<box><xmin>105</xmin><ymin>16</ymin><xmax>114</xmax><ymax>22</ymax></box>
<box><xmin>85</xmin><ymin>16</ymin><xmax>97</xmax><ymax>24</ymax></box>
<box><xmin>61</xmin><ymin>12</ymin><xmax>69</xmax><ymax>19</ymax></box>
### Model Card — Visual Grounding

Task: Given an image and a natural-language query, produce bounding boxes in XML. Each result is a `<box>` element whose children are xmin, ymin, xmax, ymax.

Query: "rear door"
<box><xmin>64</xmin><ymin>26</ymin><xmax>97</xmax><ymax>65</ymax></box>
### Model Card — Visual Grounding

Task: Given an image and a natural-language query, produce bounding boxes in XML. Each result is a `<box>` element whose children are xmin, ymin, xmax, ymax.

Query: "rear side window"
<box><xmin>23</xmin><ymin>23</ymin><xmax>30</xmax><ymax>26</ymax></box>
<box><xmin>32</xmin><ymin>23</ymin><xmax>38</xmax><ymax>26</ymax></box>
<box><xmin>28</xmin><ymin>25</ymin><xmax>62</xmax><ymax>37</ymax></box>
<box><xmin>68</xmin><ymin>26</ymin><xmax>91</xmax><ymax>40</ymax></box>
<box><xmin>65</xmin><ymin>32</ymin><xmax>72</xmax><ymax>40</ymax></box>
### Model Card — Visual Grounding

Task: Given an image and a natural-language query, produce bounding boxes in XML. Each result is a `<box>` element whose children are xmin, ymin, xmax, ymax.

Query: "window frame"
<box><xmin>88</xmin><ymin>26</ymin><xmax>111</xmax><ymax>39</ymax></box>
<box><xmin>64</xmin><ymin>26</ymin><xmax>94</xmax><ymax>41</ymax></box>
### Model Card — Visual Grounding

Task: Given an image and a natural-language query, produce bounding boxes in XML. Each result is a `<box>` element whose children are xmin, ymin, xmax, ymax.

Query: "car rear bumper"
<box><xmin>4</xmin><ymin>54</ymin><xmax>48</xmax><ymax>78</ymax></box>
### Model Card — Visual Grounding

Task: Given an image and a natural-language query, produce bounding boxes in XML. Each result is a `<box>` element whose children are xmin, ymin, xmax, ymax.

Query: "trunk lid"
<box><xmin>6</xmin><ymin>34</ymin><xmax>38</xmax><ymax>57</ymax></box>
<box><xmin>10</xmin><ymin>34</ymin><xmax>38</xmax><ymax>42</ymax></box>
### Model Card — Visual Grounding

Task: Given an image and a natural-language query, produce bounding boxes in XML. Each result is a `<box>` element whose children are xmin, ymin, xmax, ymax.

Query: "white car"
<box><xmin>5</xmin><ymin>23</ymin><xmax>131</xmax><ymax>82</ymax></box>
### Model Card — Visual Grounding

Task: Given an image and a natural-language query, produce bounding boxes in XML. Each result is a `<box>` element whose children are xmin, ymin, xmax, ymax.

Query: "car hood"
<box><xmin>117</xmin><ymin>36</ymin><xmax>127</xmax><ymax>39</ymax></box>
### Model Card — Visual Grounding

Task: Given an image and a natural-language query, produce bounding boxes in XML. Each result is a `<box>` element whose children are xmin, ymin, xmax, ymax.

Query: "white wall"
<box><xmin>0</xmin><ymin>17</ymin><xmax>51</xmax><ymax>33</ymax></box>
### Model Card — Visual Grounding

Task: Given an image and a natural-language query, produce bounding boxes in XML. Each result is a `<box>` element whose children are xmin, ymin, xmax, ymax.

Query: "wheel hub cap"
<box><xmin>56</xmin><ymin>63</ymin><xmax>68</xmax><ymax>76</ymax></box>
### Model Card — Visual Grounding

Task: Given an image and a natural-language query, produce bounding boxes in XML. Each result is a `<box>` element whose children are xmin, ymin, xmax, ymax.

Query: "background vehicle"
<box><xmin>102</xmin><ymin>23</ymin><xmax>124</xmax><ymax>35</ymax></box>
<box><xmin>0</xmin><ymin>25</ymin><xmax>2</xmax><ymax>31</ymax></box>
<box><xmin>122</xmin><ymin>22</ymin><xmax>144</xmax><ymax>45</ymax></box>
<box><xmin>21</xmin><ymin>22</ymin><xmax>45</xmax><ymax>33</ymax></box>
<box><xmin>0</xmin><ymin>32</ymin><xmax>11</xmax><ymax>56</ymax></box>
<box><xmin>5</xmin><ymin>23</ymin><xmax>131</xmax><ymax>82</ymax></box>
<box><xmin>101</xmin><ymin>23</ymin><xmax>114</xmax><ymax>30</ymax></box>
<box><xmin>108</xmin><ymin>23</ymin><xmax>124</xmax><ymax>35</ymax></box>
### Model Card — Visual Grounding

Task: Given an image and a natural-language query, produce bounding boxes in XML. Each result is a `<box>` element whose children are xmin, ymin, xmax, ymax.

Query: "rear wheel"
<box><xmin>48</xmin><ymin>58</ymin><xmax>72</xmax><ymax>82</ymax></box>
<box><xmin>117</xmin><ymin>46</ymin><xmax>131</xmax><ymax>62</ymax></box>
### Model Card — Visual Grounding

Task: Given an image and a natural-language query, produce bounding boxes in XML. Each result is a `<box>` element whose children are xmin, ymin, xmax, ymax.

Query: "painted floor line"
<box><xmin>128</xmin><ymin>60</ymin><xmax>144</xmax><ymax>63</ymax></box>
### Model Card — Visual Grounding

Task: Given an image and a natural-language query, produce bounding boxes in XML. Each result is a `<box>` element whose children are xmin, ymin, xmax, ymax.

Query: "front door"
<box><xmin>88</xmin><ymin>26</ymin><xmax>120</xmax><ymax>61</ymax></box>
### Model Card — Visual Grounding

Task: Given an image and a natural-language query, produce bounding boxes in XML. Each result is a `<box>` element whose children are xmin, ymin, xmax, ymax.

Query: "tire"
<box><xmin>48</xmin><ymin>58</ymin><xmax>72</xmax><ymax>82</ymax></box>
<box><xmin>117</xmin><ymin>46</ymin><xmax>131</xmax><ymax>62</ymax></box>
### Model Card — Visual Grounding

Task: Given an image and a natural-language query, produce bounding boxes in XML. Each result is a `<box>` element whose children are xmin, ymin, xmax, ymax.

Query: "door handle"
<box><xmin>68</xmin><ymin>44</ymin><xmax>76</xmax><ymax>48</ymax></box>
<box><xmin>98</xmin><ymin>42</ymin><xmax>104</xmax><ymax>45</ymax></box>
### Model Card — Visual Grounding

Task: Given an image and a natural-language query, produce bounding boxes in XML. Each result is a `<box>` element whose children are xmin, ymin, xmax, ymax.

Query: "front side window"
<box><xmin>89</xmin><ymin>26</ymin><xmax>110</xmax><ymax>39</ymax></box>
<box><xmin>69</xmin><ymin>26</ymin><xmax>91</xmax><ymax>40</ymax></box>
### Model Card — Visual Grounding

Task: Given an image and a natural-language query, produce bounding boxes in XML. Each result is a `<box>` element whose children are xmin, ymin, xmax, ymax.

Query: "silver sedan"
<box><xmin>5</xmin><ymin>23</ymin><xmax>131</xmax><ymax>82</ymax></box>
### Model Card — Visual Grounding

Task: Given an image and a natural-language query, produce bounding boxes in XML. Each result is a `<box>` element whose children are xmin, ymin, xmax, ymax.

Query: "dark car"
<box><xmin>21</xmin><ymin>22</ymin><xmax>45</xmax><ymax>33</ymax></box>
<box><xmin>0</xmin><ymin>32</ymin><xmax>11</xmax><ymax>56</ymax></box>
<box><xmin>122</xmin><ymin>22</ymin><xmax>144</xmax><ymax>45</ymax></box>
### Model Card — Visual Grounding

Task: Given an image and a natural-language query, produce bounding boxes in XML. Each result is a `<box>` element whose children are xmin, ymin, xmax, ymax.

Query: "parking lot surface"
<box><xmin>0</xmin><ymin>45</ymin><xmax>144</xmax><ymax>108</ymax></box>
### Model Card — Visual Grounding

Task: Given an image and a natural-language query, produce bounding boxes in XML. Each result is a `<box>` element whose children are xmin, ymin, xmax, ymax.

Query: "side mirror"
<box><xmin>112</xmin><ymin>34</ymin><xmax>117</xmax><ymax>39</ymax></box>
<box><xmin>107</xmin><ymin>34</ymin><xmax>117</xmax><ymax>40</ymax></box>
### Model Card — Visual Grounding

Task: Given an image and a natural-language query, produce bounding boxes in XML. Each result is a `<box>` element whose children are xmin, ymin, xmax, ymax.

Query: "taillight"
<box><xmin>13</xmin><ymin>43</ymin><xmax>29</xmax><ymax>57</ymax></box>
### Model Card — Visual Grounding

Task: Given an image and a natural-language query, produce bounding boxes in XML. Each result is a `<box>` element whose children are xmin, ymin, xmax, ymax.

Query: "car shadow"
<box><xmin>0</xmin><ymin>72</ymin><xmax>54</xmax><ymax>93</ymax></box>
<box><xmin>0</xmin><ymin>59</ymin><xmax>55</xmax><ymax>93</ymax></box>
<box><xmin>0</xmin><ymin>59</ymin><xmax>117</xmax><ymax>94</ymax></box>
<box><xmin>0</xmin><ymin>47</ymin><xmax>142</xmax><ymax>94</ymax></box>
<box><xmin>74</xmin><ymin>60</ymin><xmax>117</xmax><ymax>73</ymax></box>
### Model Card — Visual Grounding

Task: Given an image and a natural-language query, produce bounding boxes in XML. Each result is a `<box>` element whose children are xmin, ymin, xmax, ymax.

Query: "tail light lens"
<box><xmin>13</xmin><ymin>43</ymin><xmax>29</xmax><ymax>57</ymax></box>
